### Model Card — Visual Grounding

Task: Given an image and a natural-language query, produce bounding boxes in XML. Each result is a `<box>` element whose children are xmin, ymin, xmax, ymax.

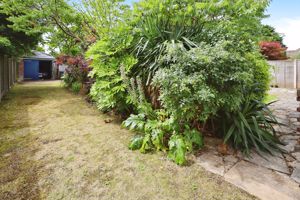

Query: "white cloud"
<box><xmin>263</xmin><ymin>17</ymin><xmax>300</xmax><ymax>50</ymax></box>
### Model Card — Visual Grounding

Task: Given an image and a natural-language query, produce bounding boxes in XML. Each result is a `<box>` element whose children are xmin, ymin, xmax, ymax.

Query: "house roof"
<box><xmin>23</xmin><ymin>51</ymin><xmax>55</xmax><ymax>61</ymax></box>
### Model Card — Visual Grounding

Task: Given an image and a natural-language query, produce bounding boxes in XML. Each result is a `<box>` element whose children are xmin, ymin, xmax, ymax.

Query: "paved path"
<box><xmin>197</xmin><ymin>88</ymin><xmax>300</xmax><ymax>200</ymax></box>
<box><xmin>0</xmin><ymin>81</ymin><xmax>255</xmax><ymax>200</ymax></box>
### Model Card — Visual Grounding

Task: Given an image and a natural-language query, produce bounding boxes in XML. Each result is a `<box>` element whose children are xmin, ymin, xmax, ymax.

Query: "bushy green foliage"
<box><xmin>0</xmin><ymin>13</ymin><xmax>40</xmax><ymax>56</ymax></box>
<box><xmin>260</xmin><ymin>25</ymin><xmax>285</xmax><ymax>47</ymax></box>
<box><xmin>85</xmin><ymin>0</ymin><xmax>281</xmax><ymax>164</ymax></box>
<box><xmin>62</xmin><ymin>74</ymin><xmax>75</xmax><ymax>88</ymax></box>
<box><xmin>123</xmin><ymin>104</ymin><xmax>170</xmax><ymax>153</ymax></box>
<box><xmin>60</xmin><ymin>55</ymin><xmax>90</xmax><ymax>89</ymax></box>
<box><xmin>219</xmin><ymin>100</ymin><xmax>282</xmax><ymax>155</ymax></box>
<box><xmin>130</xmin><ymin>0</ymin><xmax>270</xmax><ymax>82</ymax></box>
<box><xmin>152</xmin><ymin>42</ymin><xmax>269</xmax><ymax>123</ymax></box>
<box><xmin>168</xmin><ymin>135</ymin><xmax>187</xmax><ymax>165</ymax></box>
<box><xmin>86</xmin><ymin>26</ymin><xmax>137</xmax><ymax>112</ymax></box>
<box><xmin>71</xmin><ymin>82</ymin><xmax>81</xmax><ymax>94</ymax></box>
<box><xmin>0</xmin><ymin>36</ymin><xmax>11</xmax><ymax>48</ymax></box>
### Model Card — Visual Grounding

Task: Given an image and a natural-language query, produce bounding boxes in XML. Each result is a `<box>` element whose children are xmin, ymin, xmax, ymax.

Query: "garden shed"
<box><xmin>20</xmin><ymin>51</ymin><xmax>55</xmax><ymax>80</ymax></box>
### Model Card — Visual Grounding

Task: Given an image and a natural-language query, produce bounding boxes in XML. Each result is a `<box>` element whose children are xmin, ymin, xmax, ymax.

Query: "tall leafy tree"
<box><xmin>261</xmin><ymin>25</ymin><xmax>285</xmax><ymax>47</ymax></box>
<box><xmin>0</xmin><ymin>0</ymin><xmax>89</xmax><ymax>55</ymax></box>
<box><xmin>78</xmin><ymin>0</ymin><xmax>131</xmax><ymax>39</ymax></box>
<box><xmin>0</xmin><ymin>13</ymin><xmax>40</xmax><ymax>56</ymax></box>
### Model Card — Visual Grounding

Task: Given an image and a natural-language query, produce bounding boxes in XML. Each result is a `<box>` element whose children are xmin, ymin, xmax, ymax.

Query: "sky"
<box><xmin>70</xmin><ymin>0</ymin><xmax>300</xmax><ymax>50</ymax></box>
<box><xmin>263</xmin><ymin>0</ymin><xmax>300</xmax><ymax>50</ymax></box>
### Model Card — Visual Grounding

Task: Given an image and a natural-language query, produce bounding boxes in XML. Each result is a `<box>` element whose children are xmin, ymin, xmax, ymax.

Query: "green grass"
<box><xmin>263</xmin><ymin>94</ymin><xmax>278</xmax><ymax>104</ymax></box>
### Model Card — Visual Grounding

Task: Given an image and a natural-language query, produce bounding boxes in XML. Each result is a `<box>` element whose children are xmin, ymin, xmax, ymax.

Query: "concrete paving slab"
<box><xmin>224</xmin><ymin>161</ymin><xmax>300</xmax><ymax>200</ymax></box>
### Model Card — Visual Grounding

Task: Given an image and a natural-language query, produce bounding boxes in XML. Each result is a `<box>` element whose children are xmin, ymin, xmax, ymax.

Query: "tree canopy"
<box><xmin>0</xmin><ymin>12</ymin><xmax>40</xmax><ymax>56</ymax></box>
<box><xmin>0</xmin><ymin>0</ymin><xmax>87</xmax><ymax>56</ymax></box>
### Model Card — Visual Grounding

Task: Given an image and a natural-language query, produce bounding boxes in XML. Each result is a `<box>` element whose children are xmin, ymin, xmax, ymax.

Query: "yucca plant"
<box><xmin>220</xmin><ymin>100</ymin><xmax>283</xmax><ymax>156</ymax></box>
<box><xmin>131</xmin><ymin>2</ymin><xmax>205</xmax><ymax>84</ymax></box>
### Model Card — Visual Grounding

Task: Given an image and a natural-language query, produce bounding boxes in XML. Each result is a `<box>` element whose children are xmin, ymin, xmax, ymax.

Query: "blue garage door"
<box><xmin>24</xmin><ymin>60</ymin><xmax>39</xmax><ymax>80</ymax></box>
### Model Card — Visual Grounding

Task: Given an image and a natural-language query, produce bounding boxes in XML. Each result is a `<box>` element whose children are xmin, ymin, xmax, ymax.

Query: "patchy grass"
<box><xmin>0</xmin><ymin>81</ymin><xmax>257</xmax><ymax>200</ymax></box>
<box><xmin>263</xmin><ymin>94</ymin><xmax>278</xmax><ymax>104</ymax></box>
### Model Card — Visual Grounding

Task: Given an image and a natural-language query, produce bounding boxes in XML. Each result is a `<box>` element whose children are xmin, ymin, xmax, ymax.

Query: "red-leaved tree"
<box><xmin>259</xmin><ymin>41</ymin><xmax>287</xmax><ymax>60</ymax></box>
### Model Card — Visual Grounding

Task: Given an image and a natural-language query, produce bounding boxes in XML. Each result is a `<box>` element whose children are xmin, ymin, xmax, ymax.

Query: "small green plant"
<box><xmin>71</xmin><ymin>82</ymin><xmax>81</xmax><ymax>94</ymax></box>
<box><xmin>168</xmin><ymin>128</ymin><xmax>204</xmax><ymax>165</ymax></box>
<box><xmin>128</xmin><ymin>135</ymin><xmax>144</xmax><ymax>150</ymax></box>
<box><xmin>220</xmin><ymin>100</ymin><xmax>282</xmax><ymax>156</ymax></box>
<box><xmin>123</xmin><ymin>101</ymin><xmax>204</xmax><ymax>165</ymax></box>
<box><xmin>123</xmin><ymin>104</ymin><xmax>169</xmax><ymax>153</ymax></box>
<box><xmin>62</xmin><ymin>73</ymin><xmax>74</xmax><ymax>87</ymax></box>
<box><xmin>168</xmin><ymin>135</ymin><xmax>187</xmax><ymax>165</ymax></box>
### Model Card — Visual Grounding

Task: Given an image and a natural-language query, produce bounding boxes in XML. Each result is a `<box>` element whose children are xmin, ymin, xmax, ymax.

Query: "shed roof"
<box><xmin>23</xmin><ymin>51</ymin><xmax>55</xmax><ymax>61</ymax></box>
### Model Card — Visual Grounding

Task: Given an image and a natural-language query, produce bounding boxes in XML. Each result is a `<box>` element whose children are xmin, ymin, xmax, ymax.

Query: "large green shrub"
<box><xmin>152</xmin><ymin>42</ymin><xmax>269</xmax><ymax>123</ymax></box>
<box><xmin>86</xmin><ymin>0</ymin><xmax>279</xmax><ymax>164</ymax></box>
<box><xmin>86</xmin><ymin>25</ymin><xmax>137</xmax><ymax>113</ymax></box>
<box><xmin>131</xmin><ymin>0</ymin><xmax>270</xmax><ymax>83</ymax></box>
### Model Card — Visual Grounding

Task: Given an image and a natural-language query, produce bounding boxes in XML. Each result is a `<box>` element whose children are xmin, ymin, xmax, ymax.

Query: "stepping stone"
<box><xmin>289</xmin><ymin>112</ymin><xmax>300</xmax><ymax>118</ymax></box>
<box><xmin>244</xmin><ymin>152</ymin><xmax>289</xmax><ymax>174</ymax></box>
<box><xmin>291</xmin><ymin>162</ymin><xmax>300</xmax><ymax>184</ymax></box>
<box><xmin>274</xmin><ymin>126</ymin><xmax>294</xmax><ymax>135</ymax></box>
<box><xmin>276</xmin><ymin>119</ymin><xmax>290</xmax><ymax>126</ymax></box>
<box><xmin>279</xmin><ymin>140</ymin><xmax>298</xmax><ymax>153</ymax></box>
<box><xmin>224</xmin><ymin>161</ymin><xmax>300</xmax><ymax>200</ymax></box>
<box><xmin>224</xmin><ymin>155</ymin><xmax>239</xmax><ymax>172</ymax></box>
<box><xmin>295</xmin><ymin>145</ymin><xmax>300</xmax><ymax>152</ymax></box>
<box><xmin>280</xmin><ymin>135</ymin><xmax>300</xmax><ymax>143</ymax></box>
<box><xmin>197</xmin><ymin>151</ymin><xmax>225</xmax><ymax>176</ymax></box>
<box><xmin>292</xmin><ymin>152</ymin><xmax>300</xmax><ymax>161</ymax></box>
<box><xmin>284</xmin><ymin>154</ymin><xmax>296</xmax><ymax>163</ymax></box>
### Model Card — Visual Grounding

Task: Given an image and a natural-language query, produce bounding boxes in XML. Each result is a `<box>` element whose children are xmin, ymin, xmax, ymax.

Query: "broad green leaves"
<box><xmin>129</xmin><ymin>135</ymin><xmax>144</xmax><ymax>150</ymax></box>
<box><xmin>123</xmin><ymin>103</ymin><xmax>204</xmax><ymax>165</ymax></box>
<box><xmin>168</xmin><ymin>135</ymin><xmax>187</xmax><ymax>165</ymax></box>
<box><xmin>87</xmin><ymin>32</ymin><xmax>137</xmax><ymax>112</ymax></box>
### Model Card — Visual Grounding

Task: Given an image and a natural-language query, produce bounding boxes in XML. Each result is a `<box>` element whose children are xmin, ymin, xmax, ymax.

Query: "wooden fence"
<box><xmin>0</xmin><ymin>55</ymin><xmax>19</xmax><ymax>102</ymax></box>
<box><xmin>268</xmin><ymin>60</ymin><xmax>300</xmax><ymax>89</ymax></box>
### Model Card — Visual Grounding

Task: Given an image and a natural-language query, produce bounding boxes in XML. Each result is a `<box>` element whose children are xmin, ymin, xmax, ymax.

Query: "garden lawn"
<box><xmin>0</xmin><ymin>81</ymin><xmax>257</xmax><ymax>200</ymax></box>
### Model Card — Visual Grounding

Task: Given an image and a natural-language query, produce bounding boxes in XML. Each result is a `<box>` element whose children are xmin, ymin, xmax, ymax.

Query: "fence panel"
<box><xmin>268</xmin><ymin>60</ymin><xmax>300</xmax><ymax>89</ymax></box>
<box><xmin>0</xmin><ymin>55</ymin><xmax>3</xmax><ymax>99</ymax></box>
<box><xmin>297</xmin><ymin>60</ymin><xmax>300</xmax><ymax>88</ymax></box>
<box><xmin>285</xmin><ymin>61</ymin><xmax>295</xmax><ymax>88</ymax></box>
<box><xmin>0</xmin><ymin>55</ymin><xmax>18</xmax><ymax>102</ymax></box>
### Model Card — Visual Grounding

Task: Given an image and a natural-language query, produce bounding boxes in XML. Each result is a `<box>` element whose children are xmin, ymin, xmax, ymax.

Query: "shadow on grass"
<box><xmin>0</xmin><ymin>83</ymin><xmax>50</xmax><ymax>200</ymax></box>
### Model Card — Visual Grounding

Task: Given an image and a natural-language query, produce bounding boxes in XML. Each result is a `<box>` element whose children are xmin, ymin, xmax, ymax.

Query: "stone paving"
<box><xmin>196</xmin><ymin>88</ymin><xmax>300</xmax><ymax>200</ymax></box>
